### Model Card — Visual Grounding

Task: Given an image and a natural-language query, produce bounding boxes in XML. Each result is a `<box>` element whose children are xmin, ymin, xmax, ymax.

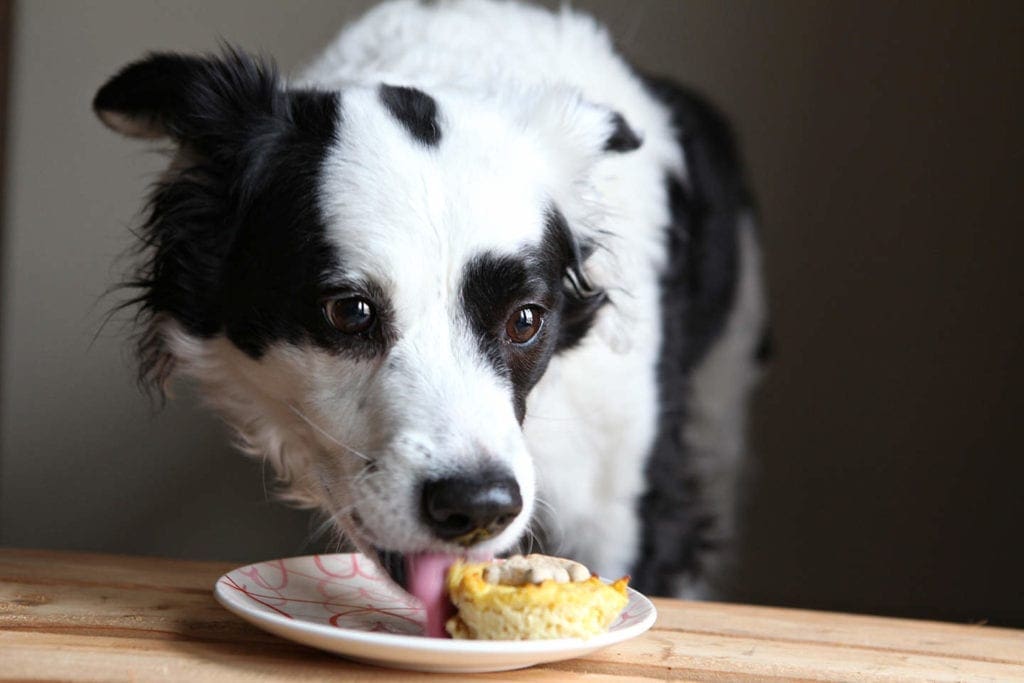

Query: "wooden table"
<box><xmin>1</xmin><ymin>548</ymin><xmax>1022</xmax><ymax>681</ymax></box>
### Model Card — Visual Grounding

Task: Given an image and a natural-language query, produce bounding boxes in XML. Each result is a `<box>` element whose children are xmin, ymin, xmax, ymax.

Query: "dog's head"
<box><xmin>95</xmin><ymin>49</ymin><xmax>641</xmax><ymax>590</ymax></box>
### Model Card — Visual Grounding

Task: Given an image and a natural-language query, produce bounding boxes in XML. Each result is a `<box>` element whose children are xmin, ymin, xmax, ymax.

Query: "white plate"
<box><xmin>214</xmin><ymin>553</ymin><xmax>657</xmax><ymax>673</ymax></box>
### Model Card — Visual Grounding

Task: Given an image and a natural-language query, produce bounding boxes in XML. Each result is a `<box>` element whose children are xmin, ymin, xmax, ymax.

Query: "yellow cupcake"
<box><xmin>445</xmin><ymin>554</ymin><xmax>629</xmax><ymax>640</ymax></box>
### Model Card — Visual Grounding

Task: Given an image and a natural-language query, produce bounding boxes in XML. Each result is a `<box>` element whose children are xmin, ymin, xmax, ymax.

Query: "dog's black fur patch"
<box><xmin>378</xmin><ymin>84</ymin><xmax>442</xmax><ymax>146</ymax></box>
<box><xmin>94</xmin><ymin>53</ymin><xmax>209</xmax><ymax>137</ymax></box>
<box><xmin>630</xmin><ymin>75</ymin><xmax>753</xmax><ymax>595</ymax></box>
<box><xmin>95</xmin><ymin>49</ymin><xmax>368</xmax><ymax>383</ymax></box>
<box><xmin>603</xmin><ymin>111</ymin><xmax>643</xmax><ymax>153</ymax></box>
<box><xmin>545</xmin><ymin>211</ymin><xmax>609</xmax><ymax>352</ymax></box>
<box><xmin>460</xmin><ymin>209</ymin><xmax>604</xmax><ymax>422</ymax></box>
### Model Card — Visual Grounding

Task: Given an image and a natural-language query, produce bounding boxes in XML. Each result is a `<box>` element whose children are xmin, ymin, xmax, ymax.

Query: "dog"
<box><xmin>94</xmin><ymin>0</ymin><xmax>767</xmax><ymax>603</ymax></box>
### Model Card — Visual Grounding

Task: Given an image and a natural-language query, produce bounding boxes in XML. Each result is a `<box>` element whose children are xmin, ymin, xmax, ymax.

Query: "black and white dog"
<box><xmin>94</xmin><ymin>0</ymin><xmax>767</xmax><ymax>606</ymax></box>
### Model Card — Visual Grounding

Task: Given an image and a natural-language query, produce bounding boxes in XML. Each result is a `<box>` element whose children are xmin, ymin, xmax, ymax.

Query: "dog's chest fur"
<box><xmin>524</xmin><ymin>334</ymin><xmax>661</xmax><ymax>580</ymax></box>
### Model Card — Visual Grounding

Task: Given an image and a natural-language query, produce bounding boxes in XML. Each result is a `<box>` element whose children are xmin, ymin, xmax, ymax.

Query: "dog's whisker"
<box><xmin>260</xmin><ymin>451</ymin><xmax>272</xmax><ymax>503</ymax></box>
<box><xmin>333</xmin><ymin>510</ymin><xmax>384</xmax><ymax>556</ymax></box>
<box><xmin>284</xmin><ymin>402</ymin><xmax>373</xmax><ymax>463</ymax></box>
<box><xmin>520</xmin><ymin>526</ymin><xmax>541</xmax><ymax>556</ymax></box>
<box><xmin>318</xmin><ymin>506</ymin><xmax>362</xmax><ymax>554</ymax></box>
<box><xmin>304</xmin><ymin>512</ymin><xmax>339</xmax><ymax>549</ymax></box>
<box><xmin>528</xmin><ymin>496</ymin><xmax>563</xmax><ymax>555</ymax></box>
<box><xmin>522</xmin><ymin>411</ymin><xmax>586</xmax><ymax>422</ymax></box>
<box><xmin>321</xmin><ymin>521</ymin><xmax>350</xmax><ymax>555</ymax></box>
<box><xmin>532</xmin><ymin>495</ymin><xmax>557</xmax><ymax>517</ymax></box>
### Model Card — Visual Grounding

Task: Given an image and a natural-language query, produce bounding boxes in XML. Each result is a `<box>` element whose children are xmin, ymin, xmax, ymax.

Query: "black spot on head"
<box><xmin>460</xmin><ymin>209</ymin><xmax>607</xmax><ymax>422</ymax></box>
<box><xmin>378</xmin><ymin>84</ymin><xmax>441</xmax><ymax>146</ymax></box>
<box><xmin>603</xmin><ymin>111</ymin><xmax>643</xmax><ymax>153</ymax></box>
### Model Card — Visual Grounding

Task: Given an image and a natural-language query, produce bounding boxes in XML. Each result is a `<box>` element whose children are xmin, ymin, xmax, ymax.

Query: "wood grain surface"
<box><xmin>1</xmin><ymin>548</ymin><xmax>1022</xmax><ymax>681</ymax></box>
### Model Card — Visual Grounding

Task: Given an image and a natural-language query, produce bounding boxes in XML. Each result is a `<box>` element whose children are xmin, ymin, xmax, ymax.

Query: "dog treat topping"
<box><xmin>482</xmin><ymin>554</ymin><xmax>591</xmax><ymax>586</ymax></box>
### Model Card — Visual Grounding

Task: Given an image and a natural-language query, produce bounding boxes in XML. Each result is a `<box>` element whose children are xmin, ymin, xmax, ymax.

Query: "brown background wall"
<box><xmin>1</xmin><ymin>1</ymin><xmax>1021</xmax><ymax>626</ymax></box>
<box><xmin>611</xmin><ymin>1</ymin><xmax>1024</xmax><ymax>625</ymax></box>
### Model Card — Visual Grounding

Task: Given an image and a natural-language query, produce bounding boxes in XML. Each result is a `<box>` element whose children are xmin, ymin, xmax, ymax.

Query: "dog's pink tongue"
<box><xmin>405</xmin><ymin>553</ymin><xmax>457</xmax><ymax>638</ymax></box>
<box><xmin>405</xmin><ymin>551</ymin><xmax>493</xmax><ymax>638</ymax></box>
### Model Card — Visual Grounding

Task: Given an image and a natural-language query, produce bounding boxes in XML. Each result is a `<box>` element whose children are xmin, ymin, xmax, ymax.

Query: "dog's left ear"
<box><xmin>538</xmin><ymin>208</ymin><xmax>607</xmax><ymax>352</ymax></box>
<box><xmin>520</xmin><ymin>91</ymin><xmax>641</xmax><ymax>351</ymax></box>
<box><xmin>524</xmin><ymin>88</ymin><xmax>642</xmax><ymax>166</ymax></box>
<box><xmin>557</xmin><ymin>238</ymin><xmax>610</xmax><ymax>352</ymax></box>
<box><xmin>602</xmin><ymin>111</ymin><xmax>643</xmax><ymax>153</ymax></box>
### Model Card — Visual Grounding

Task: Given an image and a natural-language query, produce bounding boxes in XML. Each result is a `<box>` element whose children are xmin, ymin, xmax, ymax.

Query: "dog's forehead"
<box><xmin>318</xmin><ymin>86</ymin><xmax>553</xmax><ymax>285</ymax></box>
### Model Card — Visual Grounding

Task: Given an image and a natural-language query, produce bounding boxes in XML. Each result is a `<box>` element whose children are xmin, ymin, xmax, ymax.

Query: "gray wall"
<box><xmin>2</xmin><ymin>1</ymin><xmax>1021</xmax><ymax>625</ymax></box>
<box><xmin>0</xmin><ymin>0</ymin><xmax>378</xmax><ymax>561</ymax></box>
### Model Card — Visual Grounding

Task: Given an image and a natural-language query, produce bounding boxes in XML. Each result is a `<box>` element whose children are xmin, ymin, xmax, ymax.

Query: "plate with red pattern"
<box><xmin>214</xmin><ymin>553</ymin><xmax>657</xmax><ymax>673</ymax></box>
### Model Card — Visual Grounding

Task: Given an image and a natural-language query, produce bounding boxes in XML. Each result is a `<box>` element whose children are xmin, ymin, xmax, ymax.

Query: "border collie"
<box><xmin>94</xmin><ymin>0</ymin><xmax>767</xmax><ymax>613</ymax></box>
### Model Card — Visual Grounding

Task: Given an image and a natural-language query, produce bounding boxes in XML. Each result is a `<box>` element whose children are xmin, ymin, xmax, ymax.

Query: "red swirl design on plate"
<box><xmin>240</xmin><ymin>558</ymin><xmax>289</xmax><ymax>591</ymax></box>
<box><xmin>221</xmin><ymin>554</ymin><xmax>425</xmax><ymax>634</ymax></box>
<box><xmin>613</xmin><ymin>599</ymin><xmax>653</xmax><ymax>628</ymax></box>
<box><xmin>221</xmin><ymin>575</ymin><xmax>294</xmax><ymax>619</ymax></box>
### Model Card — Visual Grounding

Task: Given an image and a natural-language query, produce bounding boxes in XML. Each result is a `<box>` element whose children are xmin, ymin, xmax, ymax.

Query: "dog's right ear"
<box><xmin>93</xmin><ymin>49</ymin><xmax>282</xmax><ymax>154</ymax></box>
<box><xmin>94</xmin><ymin>53</ymin><xmax>204</xmax><ymax>139</ymax></box>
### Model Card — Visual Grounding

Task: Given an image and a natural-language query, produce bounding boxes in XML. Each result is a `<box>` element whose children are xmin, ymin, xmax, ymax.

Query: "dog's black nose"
<box><xmin>421</xmin><ymin>472</ymin><xmax>522</xmax><ymax>546</ymax></box>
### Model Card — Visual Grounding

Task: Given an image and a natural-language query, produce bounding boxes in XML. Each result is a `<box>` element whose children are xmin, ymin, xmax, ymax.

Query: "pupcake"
<box><xmin>445</xmin><ymin>554</ymin><xmax>629</xmax><ymax>640</ymax></box>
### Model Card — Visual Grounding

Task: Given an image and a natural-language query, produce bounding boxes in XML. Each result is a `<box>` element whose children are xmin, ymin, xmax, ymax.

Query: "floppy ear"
<box><xmin>523</xmin><ymin>88</ymin><xmax>642</xmax><ymax>169</ymax></box>
<box><xmin>602</xmin><ymin>111</ymin><xmax>643</xmax><ymax>153</ymax></box>
<box><xmin>514</xmin><ymin>90</ymin><xmax>641</xmax><ymax>351</ymax></box>
<box><xmin>556</xmin><ymin>99</ymin><xmax>642</xmax><ymax>154</ymax></box>
<box><xmin>557</xmin><ymin>237</ymin><xmax>610</xmax><ymax>352</ymax></box>
<box><xmin>93</xmin><ymin>48</ymin><xmax>284</xmax><ymax>157</ymax></box>
<box><xmin>94</xmin><ymin>48</ymin><xmax>343</xmax><ymax>391</ymax></box>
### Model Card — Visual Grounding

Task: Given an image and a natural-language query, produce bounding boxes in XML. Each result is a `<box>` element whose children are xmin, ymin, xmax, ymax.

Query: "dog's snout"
<box><xmin>421</xmin><ymin>472</ymin><xmax>523</xmax><ymax>546</ymax></box>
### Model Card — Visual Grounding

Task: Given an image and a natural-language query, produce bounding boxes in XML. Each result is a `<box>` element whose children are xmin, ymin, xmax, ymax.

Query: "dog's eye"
<box><xmin>324</xmin><ymin>297</ymin><xmax>376</xmax><ymax>334</ymax></box>
<box><xmin>506</xmin><ymin>305</ymin><xmax>544</xmax><ymax>344</ymax></box>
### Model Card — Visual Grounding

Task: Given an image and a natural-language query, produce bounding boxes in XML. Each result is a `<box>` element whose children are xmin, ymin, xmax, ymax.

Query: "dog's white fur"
<box><xmin>146</xmin><ymin>0</ymin><xmax>763</xmax><ymax>595</ymax></box>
